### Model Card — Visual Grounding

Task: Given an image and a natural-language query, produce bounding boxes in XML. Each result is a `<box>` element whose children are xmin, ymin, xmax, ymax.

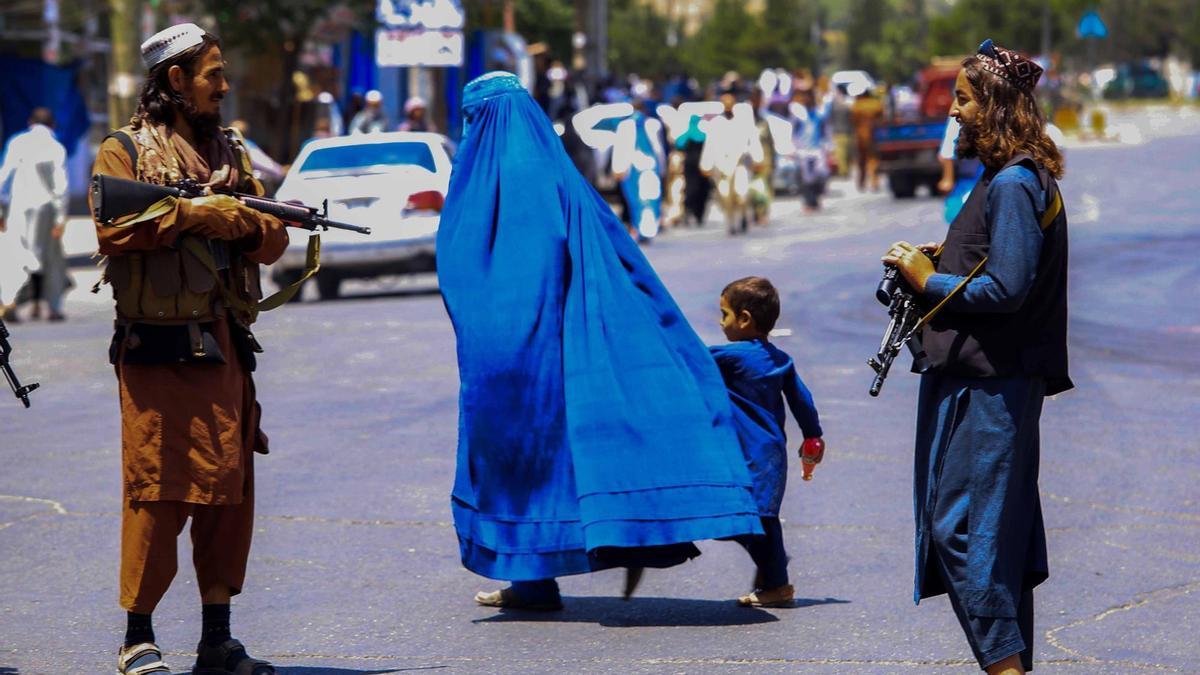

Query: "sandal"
<box><xmin>737</xmin><ymin>584</ymin><xmax>795</xmax><ymax>608</ymax></box>
<box><xmin>117</xmin><ymin>642</ymin><xmax>170</xmax><ymax>674</ymax></box>
<box><xmin>193</xmin><ymin>638</ymin><xmax>275</xmax><ymax>675</ymax></box>
<box><xmin>474</xmin><ymin>587</ymin><xmax>564</xmax><ymax>611</ymax></box>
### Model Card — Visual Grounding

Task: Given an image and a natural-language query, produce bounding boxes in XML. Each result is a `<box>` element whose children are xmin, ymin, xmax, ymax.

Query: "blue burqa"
<box><xmin>438</xmin><ymin>72</ymin><xmax>762</xmax><ymax>582</ymax></box>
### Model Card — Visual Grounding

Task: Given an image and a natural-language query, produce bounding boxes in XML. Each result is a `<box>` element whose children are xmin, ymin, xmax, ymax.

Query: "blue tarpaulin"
<box><xmin>0</xmin><ymin>55</ymin><xmax>90</xmax><ymax>157</ymax></box>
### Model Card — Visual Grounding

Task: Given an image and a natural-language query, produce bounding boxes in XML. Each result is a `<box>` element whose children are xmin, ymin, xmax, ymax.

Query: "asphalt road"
<box><xmin>2</xmin><ymin>107</ymin><xmax>1198</xmax><ymax>674</ymax></box>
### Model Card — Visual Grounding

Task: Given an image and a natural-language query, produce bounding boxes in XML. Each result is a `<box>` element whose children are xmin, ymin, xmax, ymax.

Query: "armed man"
<box><xmin>92</xmin><ymin>23</ymin><xmax>285</xmax><ymax>675</ymax></box>
<box><xmin>881</xmin><ymin>40</ymin><xmax>1070</xmax><ymax>675</ymax></box>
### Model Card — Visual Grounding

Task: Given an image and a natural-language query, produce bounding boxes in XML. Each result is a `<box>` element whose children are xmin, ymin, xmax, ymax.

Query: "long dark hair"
<box><xmin>960</xmin><ymin>57</ymin><xmax>1064</xmax><ymax>179</ymax></box>
<box><xmin>133</xmin><ymin>33</ymin><xmax>221</xmax><ymax>131</ymax></box>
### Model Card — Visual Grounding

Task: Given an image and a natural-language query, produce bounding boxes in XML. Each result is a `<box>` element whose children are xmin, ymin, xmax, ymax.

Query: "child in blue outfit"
<box><xmin>710</xmin><ymin>276</ymin><xmax>825</xmax><ymax>607</ymax></box>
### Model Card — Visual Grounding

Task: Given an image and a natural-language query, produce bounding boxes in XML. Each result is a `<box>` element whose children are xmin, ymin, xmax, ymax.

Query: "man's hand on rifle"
<box><xmin>882</xmin><ymin>240</ymin><xmax>938</xmax><ymax>293</ymax></box>
<box><xmin>183</xmin><ymin>194</ymin><xmax>261</xmax><ymax>240</ymax></box>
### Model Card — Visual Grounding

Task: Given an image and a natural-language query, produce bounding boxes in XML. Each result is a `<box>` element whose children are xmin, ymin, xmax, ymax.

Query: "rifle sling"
<box><xmin>179</xmin><ymin>233</ymin><xmax>321</xmax><ymax>319</ymax></box>
<box><xmin>913</xmin><ymin>189</ymin><xmax>1062</xmax><ymax>334</ymax></box>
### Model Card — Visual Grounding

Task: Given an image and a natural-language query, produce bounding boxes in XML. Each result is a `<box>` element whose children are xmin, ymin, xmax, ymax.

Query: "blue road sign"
<box><xmin>1078</xmin><ymin>10</ymin><xmax>1108</xmax><ymax>40</ymax></box>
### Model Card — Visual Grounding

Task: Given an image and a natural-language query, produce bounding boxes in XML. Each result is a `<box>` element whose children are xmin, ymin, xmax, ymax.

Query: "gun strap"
<box><xmin>914</xmin><ymin>189</ymin><xmax>1062</xmax><ymax>333</ymax></box>
<box><xmin>179</xmin><ymin>234</ymin><xmax>321</xmax><ymax>319</ymax></box>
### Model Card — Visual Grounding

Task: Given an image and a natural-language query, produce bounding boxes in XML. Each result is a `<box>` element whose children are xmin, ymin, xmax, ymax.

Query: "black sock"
<box><xmin>125</xmin><ymin>612</ymin><xmax>154</xmax><ymax>647</ymax></box>
<box><xmin>201</xmin><ymin>603</ymin><xmax>232</xmax><ymax>647</ymax></box>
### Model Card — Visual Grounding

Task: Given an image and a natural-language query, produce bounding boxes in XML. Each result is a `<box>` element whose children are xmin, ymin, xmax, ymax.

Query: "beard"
<box><xmin>180</xmin><ymin>97</ymin><xmax>223</xmax><ymax>144</ymax></box>
<box><xmin>955</xmin><ymin>119</ymin><xmax>980</xmax><ymax>159</ymax></box>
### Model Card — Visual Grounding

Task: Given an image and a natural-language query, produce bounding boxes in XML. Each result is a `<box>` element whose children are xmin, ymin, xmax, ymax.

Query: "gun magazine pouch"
<box><xmin>107</xmin><ymin>239</ymin><xmax>217</xmax><ymax>323</ymax></box>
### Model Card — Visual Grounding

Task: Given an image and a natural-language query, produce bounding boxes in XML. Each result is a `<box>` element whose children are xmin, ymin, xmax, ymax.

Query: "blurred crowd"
<box><xmin>535</xmin><ymin>66</ymin><xmax>894</xmax><ymax>240</ymax></box>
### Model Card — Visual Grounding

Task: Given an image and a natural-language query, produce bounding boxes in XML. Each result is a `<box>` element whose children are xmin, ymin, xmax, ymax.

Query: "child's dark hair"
<box><xmin>722</xmin><ymin>276</ymin><xmax>780</xmax><ymax>333</ymax></box>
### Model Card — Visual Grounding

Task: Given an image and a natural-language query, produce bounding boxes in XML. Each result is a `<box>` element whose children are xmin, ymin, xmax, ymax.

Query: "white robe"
<box><xmin>0</xmin><ymin>124</ymin><xmax>68</xmax><ymax>305</ymax></box>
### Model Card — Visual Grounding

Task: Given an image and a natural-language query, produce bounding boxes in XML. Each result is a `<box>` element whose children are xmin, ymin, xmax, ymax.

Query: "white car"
<box><xmin>271</xmin><ymin>132</ymin><xmax>453</xmax><ymax>300</ymax></box>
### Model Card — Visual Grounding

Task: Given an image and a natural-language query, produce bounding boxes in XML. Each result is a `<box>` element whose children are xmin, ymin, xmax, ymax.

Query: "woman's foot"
<box><xmin>475</xmin><ymin>586</ymin><xmax>564</xmax><ymax>611</ymax></box>
<box><xmin>736</xmin><ymin>584</ymin><xmax>795</xmax><ymax>608</ymax></box>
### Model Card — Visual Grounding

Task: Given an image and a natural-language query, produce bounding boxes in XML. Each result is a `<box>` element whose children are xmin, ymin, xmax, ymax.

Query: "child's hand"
<box><xmin>799</xmin><ymin>437</ymin><xmax>825</xmax><ymax>482</ymax></box>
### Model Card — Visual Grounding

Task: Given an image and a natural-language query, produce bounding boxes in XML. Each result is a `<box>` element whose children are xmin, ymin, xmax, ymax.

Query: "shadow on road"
<box><xmin>0</xmin><ymin>668</ymin><xmax>18</xmax><ymax>674</ymax></box>
<box><xmin>473</xmin><ymin>596</ymin><xmax>849</xmax><ymax>627</ymax></box>
<box><xmin>274</xmin><ymin>662</ymin><xmax>448</xmax><ymax>667</ymax></box>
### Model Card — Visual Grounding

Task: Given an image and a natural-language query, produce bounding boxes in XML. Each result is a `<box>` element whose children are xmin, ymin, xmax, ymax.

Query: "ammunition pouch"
<box><xmin>107</xmin><ymin>237</ymin><xmax>222</xmax><ymax>323</ymax></box>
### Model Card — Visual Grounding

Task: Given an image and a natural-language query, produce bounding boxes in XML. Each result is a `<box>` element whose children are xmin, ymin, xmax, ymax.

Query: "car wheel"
<box><xmin>890</xmin><ymin>173</ymin><xmax>916</xmax><ymax>199</ymax></box>
<box><xmin>316</xmin><ymin>272</ymin><xmax>342</xmax><ymax>301</ymax></box>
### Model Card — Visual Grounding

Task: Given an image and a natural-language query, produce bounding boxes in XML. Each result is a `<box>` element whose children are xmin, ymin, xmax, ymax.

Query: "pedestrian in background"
<box><xmin>612</xmin><ymin>97</ymin><xmax>665</xmax><ymax>240</ymax></box>
<box><xmin>851</xmin><ymin>87</ymin><xmax>884</xmax><ymax>192</ymax></box>
<box><xmin>701</xmin><ymin>90</ymin><xmax>761</xmax><ymax>235</ymax></box>
<box><xmin>0</xmin><ymin>107</ymin><xmax>70</xmax><ymax>321</ymax></box>
<box><xmin>439</xmin><ymin>71</ymin><xmax>762</xmax><ymax>610</ymax></box>
<box><xmin>747</xmin><ymin>87</ymin><xmax>775</xmax><ymax>225</ymax></box>
<box><xmin>676</xmin><ymin>113</ymin><xmax>711</xmax><ymax>226</ymax></box>
<box><xmin>349</xmin><ymin>89</ymin><xmax>388</xmax><ymax>135</ymax></box>
<box><xmin>788</xmin><ymin>84</ymin><xmax>831</xmax><ymax>213</ymax></box>
<box><xmin>92</xmin><ymin>23</ymin><xmax>288</xmax><ymax>675</ymax></box>
<box><xmin>397</xmin><ymin>96</ymin><xmax>437</xmax><ymax>133</ymax></box>
<box><xmin>0</xmin><ymin>187</ymin><xmax>40</xmax><ymax>323</ymax></box>
<box><xmin>882</xmin><ymin>39</ymin><xmax>1070</xmax><ymax>675</ymax></box>
<box><xmin>828</xmin><ymin>84</ymin><xmax>854</xmax><ymax>178</ymax></box>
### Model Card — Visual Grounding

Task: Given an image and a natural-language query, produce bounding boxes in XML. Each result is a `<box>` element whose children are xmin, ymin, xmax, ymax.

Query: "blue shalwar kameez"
<box><xmin>710</xmin><ymin>339</ymin><xmax>822</xmax><ymax>589</ymax></box>
<box><xmin>438</xmin><ymin>73</ymin><xmax>762</xmax><ymax>592</ymax></box>
<box><xmin>914</xmin><ymin>164</ymin><xmax>1062</xmax><ymax>670</ymax></box>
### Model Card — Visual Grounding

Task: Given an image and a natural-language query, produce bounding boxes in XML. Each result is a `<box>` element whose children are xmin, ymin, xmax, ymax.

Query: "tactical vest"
<box><xmin>922</xmin><ymin>155</ymin><xmax>1073</xmax><ymax>396</ymax></box>
<box><xmin>102</xmin><ymin>127</ymin><xmax>265</xmax><ymax>330</ymax></box>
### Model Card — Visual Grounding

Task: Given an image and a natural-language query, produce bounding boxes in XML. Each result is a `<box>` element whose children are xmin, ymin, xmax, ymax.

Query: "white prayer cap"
<box><xmin>141</xmin><ymin>23</ymin><xmax>209</xmax><ymax>70</ymax></box>
<box><xmin>365</xmin><ymin>90</ymin><xmax>383</xmax><ymax>103</ymax></box>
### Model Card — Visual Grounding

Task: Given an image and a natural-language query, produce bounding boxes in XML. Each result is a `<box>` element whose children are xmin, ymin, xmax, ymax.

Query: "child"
<box><xmin>710</xmin><ymin>276</ymin><xmax>825</xmax><ymax>607</ymax></box>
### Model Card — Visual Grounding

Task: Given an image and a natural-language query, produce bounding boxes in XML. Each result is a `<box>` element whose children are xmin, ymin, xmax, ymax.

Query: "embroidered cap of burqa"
<box><xmin>439</xmin><ymin>72</ymin><xmax>761</xmax><ymax>582</ymax></box>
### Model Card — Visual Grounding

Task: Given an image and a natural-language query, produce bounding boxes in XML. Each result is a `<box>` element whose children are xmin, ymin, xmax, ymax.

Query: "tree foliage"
<box><xmin>608</xmin><ymin>0</ymin><xmax>675</xmax><ymax>79</ymax></box>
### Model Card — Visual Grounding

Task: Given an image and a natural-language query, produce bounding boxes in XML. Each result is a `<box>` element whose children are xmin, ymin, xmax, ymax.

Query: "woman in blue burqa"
<box><xmin>439</xmin><ymin>72</ymin><xmax>763</xmax><ymax>610</ymax></box>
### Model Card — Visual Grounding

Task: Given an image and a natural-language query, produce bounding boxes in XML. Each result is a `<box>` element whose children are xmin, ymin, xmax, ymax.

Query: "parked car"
<box><xmin>1102</xmin><ymin>62</ymin><xmax>1170</xmax><ymax>100</ymax></box>
<box><xmin>270</xmin><ymin>132</ymin><xmax>453</xmax><ymax>300</ymax></box>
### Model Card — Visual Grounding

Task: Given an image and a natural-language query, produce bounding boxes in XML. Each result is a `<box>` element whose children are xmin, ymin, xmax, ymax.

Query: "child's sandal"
<box><xmin>736</xmin><ymin>584</ymin><xmax>795</xmax><ymax>608</ymax></box>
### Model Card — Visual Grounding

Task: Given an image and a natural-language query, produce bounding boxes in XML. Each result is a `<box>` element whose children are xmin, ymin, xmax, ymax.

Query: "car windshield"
<box><xmin>301</xmin><ymin>142</ymin><xmax>437</xmax><ymax>173</ymax></box>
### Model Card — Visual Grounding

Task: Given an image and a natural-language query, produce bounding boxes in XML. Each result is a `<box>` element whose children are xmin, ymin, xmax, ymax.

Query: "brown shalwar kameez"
<box><xmin>92</xmin><ymin>126</ymin><xmax>288</xmax><ymax>612</ymax></box>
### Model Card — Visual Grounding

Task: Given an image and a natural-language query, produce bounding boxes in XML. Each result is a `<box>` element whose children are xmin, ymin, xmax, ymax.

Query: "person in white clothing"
<box><xmin>700</xmin><ymin>92</ymin><xmax>762</xmax><ymax>235</ymax></box>
<box><xmin>0</xmin><ymin>108</ymin><xmax>69</xmax><ymax>321</ymax></box>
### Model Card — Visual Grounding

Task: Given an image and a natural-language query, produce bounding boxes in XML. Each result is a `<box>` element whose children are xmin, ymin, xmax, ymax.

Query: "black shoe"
<box><xmin>194</xmin><ymin>638</ymin><xmax>274</xmax><ymax>674</ymax></box>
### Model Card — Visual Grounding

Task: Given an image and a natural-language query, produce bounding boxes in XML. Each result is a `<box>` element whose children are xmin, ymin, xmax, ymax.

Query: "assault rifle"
<box><xmin>91</xmin><ymin>174</ymin><xmax>371</xmax><ymax>235</ymax></box>
<box><xmin>1</xmin><ymin>318</ymin><xmax>39</xmax><ymax>408</ymax></box>
<box><xmin>867</xmin><ymin>262</ymin><xmax>932</xmax><ymax>397</ymax></box>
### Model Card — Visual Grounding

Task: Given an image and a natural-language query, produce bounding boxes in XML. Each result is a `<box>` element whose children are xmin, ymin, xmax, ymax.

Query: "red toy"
<box><xmin>800</xmin><ymin>437</ymin><xmax>826</xmax><ymax>481</ymax></box>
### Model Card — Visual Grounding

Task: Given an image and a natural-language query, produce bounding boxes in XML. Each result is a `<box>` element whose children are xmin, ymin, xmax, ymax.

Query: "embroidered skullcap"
<box><xmin>141</xmin><ymin>23</ymin><xmax>209</xmax><ymax>70</ymax></box>
<box><xmin>975</xmin><ymin>39</ymin><xmax>1043</xmax><ymax>92</ymax></box>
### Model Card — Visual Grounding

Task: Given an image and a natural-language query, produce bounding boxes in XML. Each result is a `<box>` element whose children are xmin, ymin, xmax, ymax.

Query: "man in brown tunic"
<box><xmin>94</xmin><ymin>23</ymin><xmax>286</xmax><ymax>675</ymax></box>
